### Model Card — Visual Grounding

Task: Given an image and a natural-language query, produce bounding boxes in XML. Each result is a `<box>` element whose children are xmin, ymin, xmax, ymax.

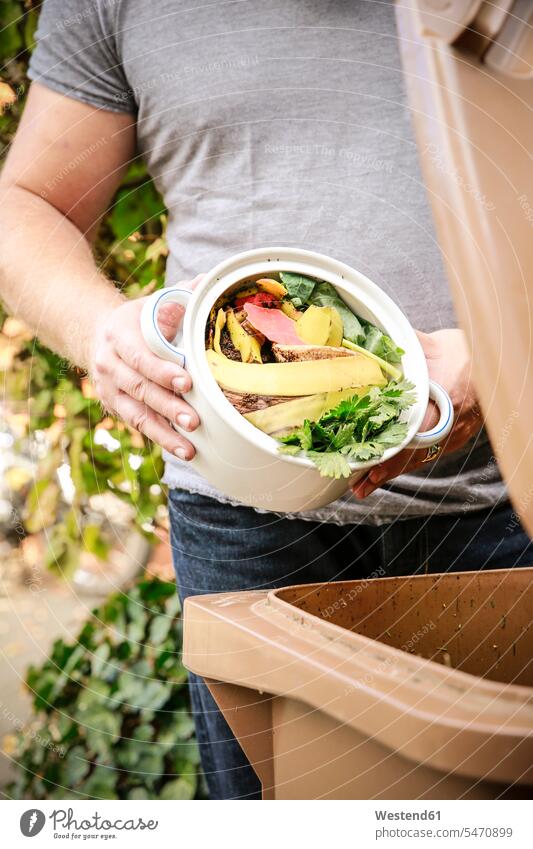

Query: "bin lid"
<box><xmin>416</xmin><ymin>0</ymin><xmax>533</xmax><ymax>79</ymax></box>
<box><xmin>398</xmin><ymin>0</ymin><xmax>533</xmax><ymax>534</ymax></box>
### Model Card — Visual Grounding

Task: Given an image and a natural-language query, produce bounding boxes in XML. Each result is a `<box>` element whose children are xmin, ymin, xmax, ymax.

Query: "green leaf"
<box><xmin>30</xmin><ymin>644</ymin><xmax>86</xmax><ymax>708</ymax></box>
<box><xmin>115</xmin><ymin>669</ymin><xmax>144</xmax><ymax>704</ymax></box>
<box><xmin>24</xmin><ymin>8</ymin><xmax>39</xmax><ymax>51</ymax></box>
<box><xmin>164</xmin><ymin>592</ymin><xmax>182</xmax><ymax>618</ymax></box>
<box><xmin>148</xmin><ymin>614</ymin><xmax>173</xmax><ymax>645</ymax></box>
<box><xmin>340</xmin><ymin>441</ymin><xmax>384</xmax><ymax>462</ymax></box>
<box><xmin>61</xmin><ymin>746</ymin><xmax>91</xmax><ymax>786</ymax></box>
<box><xmin>160</xmin><ymin>775</ymin><xmax>196</xmax><ymax>800</ymax></box>
<box><xmin>159</xmin><ymin>711</ymin><xmax>195</xmax><ymax>743</ymax></box>
<box><xmin>307</xmin><ymin>451</ymin><xmax>352</xmax><ymax>479</ymax></box>
<box><xmin>77</xmin><ymin>678</ymin><xmax>111</xmax><ymax>713</ymax></box>
<box><xmin>44</xmin><ymin>524</ymin><xmax>80</xmax><ymax>579</ymax></box>
<box><xmin>279</xmin><ymin>271</ymin><xmax>317</xmax><ymax>307</ymax></box>
<box><xmin>52</xmin><ymin>646</ymin><xmax>87</xmax><ymax>698</ymax></box>
<box><xmin>374</xmin><ymin>422</ymin><xmax>409</xmax><ymax>446</ymax></box>
<box><xmin>91</xmin><ymin>643</ymin><xmax>112</xmax><ymax>678</ymax></box>
<box><xmin>135</xmin><ymin>748</ymin><xmax>164</xmax><ymax>783</ymax></box>
<box><xmin>128</xmin><ymin>787</ymin><xmax>152</xmax><ymax>800</ymax></box>
<box><xmin>80</xmin><ymin>765</ymin><xmax>118</xmax><ymax>800</ymax></box>
<box><xmin>144</xmin><ymin>236</ymin><xmax>168</xmax><ymax>263</ymax></box>
<box><xmin>24</xmin><ymin>479</ymin><xmax>60</xmax><ymax>533</ymax></box>
<box><xmin>360</xmin><ymin>323</ymin><xmax>404</xmax><ymax>364</ymax></box>
<box><xmin>277</xmin><ymin>442</ymin><xmax>301</xmax><ymax>455</ymax></box>
<box><xmin>330</xmin><ymin>422</ymin><xmax>357</xmax><ymax>450</ymax></box>
<box><xmin>0</xmin><ymin>1</ymin><xmax>23</xmax><ymax>61</ymax></box>
<box><xmin>82</xmin><ymin>524</ymin><xmax>110</xmax><ymax>560</ymax></box>
<box><xmin>126</xmin><ymin>618</ymin><xmax>146</xmax><ymax>643</ymax></box>
<box><xmin>173</xmin><ymin>738</ymin><xmax>201</xmax><ymax>767</ymax></box>
<box><xmin>84</xmin><ymin>709</ymin><xmax>121</xmax><ymax>757</ymax></box>
<box><xmin>116</xmin><ymin>670</ymin><xmax>170</xmax><ymax>711</ymax></box>
<box><xmin>116</xmin><ymin>741</ymin><xmax>142</xmax><ymax>770</ymax></box>
<box><xmin>109</xmin><ymin>181</ymin><xmax>166</xmax><ymax>240</ymax></box>
<box><xmin>138</xmin><ymin>579</ymin><xmax>176</xmax><ymax>604</ymax></box>
<box><xmin>380</xmin><ymin>378</ymin><xmax>417</xmax><ymax>409</ymax></box>
<box><xmin>135</xmin><ymin>680</ymin><xmax>171</xmax><ymax>710</ymax></box>
<box><xmin>132</xmin><ymin>723</ymin><xmax>154</xmax><ymax>742</ymax></box>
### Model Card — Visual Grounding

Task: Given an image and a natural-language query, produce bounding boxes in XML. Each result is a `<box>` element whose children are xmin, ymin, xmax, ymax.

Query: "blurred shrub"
<box><xmin>1</xmin><ymin>1</ymin><xmax>169</xmax><ymax>575</ymax></box>
<box><xmin>6</xmin><ymin>578</ymin><xmax>204</xmax><ymax>799</ymax></box>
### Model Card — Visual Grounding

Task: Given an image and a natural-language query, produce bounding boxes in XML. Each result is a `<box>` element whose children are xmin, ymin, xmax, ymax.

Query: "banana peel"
<box><xmin>206</xmin><ymin>348</ymin><xmax>385</xmax><ymax>396</ymax></box>
<box><xmin>256</xmin><ymin>278</ymin><xmax>287</xmax><ymax>298</ymax></box>
<box><xmin>226</xmin><ymin>308</ymin><xmax>262</xmax><ymax>363</ymax></box>
<box><xmin>342</xmin><ymin>338</ymin><xmax>402</xmax><ymax>380</ymax></box>
<box><xmin>326</xmin><ymin>307</ymin><xmax>343</xmax><ymax>346</ymax></box>
<box><xmin>245</xmin><ymin>387</ymin><xmax>371</xmax><ymax>434</ymax></box>
<box><xmin>213</xmin><ymin>308</ymin><xmax>226</xmax><ymax>355</ymax></box>
<box><xmin>296</xmin><ymin>305</ymin><xmax>331</xmax><ymax>345</ymax></box>
<box><xmin>280</xmin><ymin>301</ymin><xmax>302</xmax><ymax>320</ymax></box>
<box><xmin>294</xmin><ymin>305</ymin><xmax>344</xmax><ymax>347</ymax></box>
<box><xmin>235</xmin><ymin>284</ymin><xmax>258</xmax><ymax>298</ymax></box>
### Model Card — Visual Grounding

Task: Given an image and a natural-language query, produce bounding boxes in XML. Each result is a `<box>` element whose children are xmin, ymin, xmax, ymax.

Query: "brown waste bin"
<box><xmin>183</xmin><ymin>567</ymin><xmax>533</xmax><ymax>799</ymax></box>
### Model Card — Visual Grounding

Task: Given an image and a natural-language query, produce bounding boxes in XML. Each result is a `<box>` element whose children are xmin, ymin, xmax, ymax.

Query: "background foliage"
<box><xmin>0</xmin><ymin>0</ymin><xmax>168</xmax><ymax>576</ymax></box>
<box><xmin>6</xmin><ymin>578</ymin><xmax>204</xmax><ymax>800</ymax></box>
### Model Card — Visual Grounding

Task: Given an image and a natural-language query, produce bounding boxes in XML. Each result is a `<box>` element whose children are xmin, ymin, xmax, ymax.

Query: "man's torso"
<box><xmin>29</xmin><ymin>0</ymin><xmax>506</xmax><ymax>522</ymax></box>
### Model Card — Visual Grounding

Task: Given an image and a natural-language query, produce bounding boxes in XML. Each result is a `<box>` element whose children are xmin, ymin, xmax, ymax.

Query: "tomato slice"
<box><xmin>235</xmin><ymin>291</ymin><xmax>279</xmax><ymax>309</ymax></box>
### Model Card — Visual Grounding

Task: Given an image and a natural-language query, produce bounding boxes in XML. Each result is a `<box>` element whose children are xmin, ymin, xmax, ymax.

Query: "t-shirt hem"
<box><xmin>162</xmin><ymin>465</ymin><xmax>509</xmax><ymax>528</ymax></box>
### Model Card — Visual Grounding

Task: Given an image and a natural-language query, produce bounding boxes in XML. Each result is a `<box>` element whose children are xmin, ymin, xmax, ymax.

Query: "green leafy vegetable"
<box><xmin>279</xmin><ymin>271</ymin><xmax>317</xmax><ymax>307</ymax></box>
<box><xmin>278</xmin><ymin>380</ymin><xmax>416</xmax><ymax>478</ymax></box>
<box><xmin>358</xmin><ymin>322</ymin><xmax>405</xmax><ymax>365</ymax></box>
<box><xmin>306</xmin><ymin>451</ymin><xmax>352</xmax><ymax>479</ymax></box>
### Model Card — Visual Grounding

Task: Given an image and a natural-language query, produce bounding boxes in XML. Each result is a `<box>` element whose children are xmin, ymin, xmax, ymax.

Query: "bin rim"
<box><xmin>183</xmin><ymin>569</ymin><xmax>533</xmax><ymax>785</ymax></box>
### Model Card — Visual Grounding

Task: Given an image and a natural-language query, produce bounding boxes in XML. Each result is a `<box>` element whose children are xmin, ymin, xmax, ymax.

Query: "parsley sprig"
<box><xmin>278</xmin><ymin>380</ymin><xmax>416</xmax><ymax>478</ymax></box>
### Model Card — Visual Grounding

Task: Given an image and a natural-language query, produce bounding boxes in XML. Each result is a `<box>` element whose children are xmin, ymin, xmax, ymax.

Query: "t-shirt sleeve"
<box><xmin>27</xmin><ymin>0</ymin><xmax>136</xmax><ymax>113</ymax></box>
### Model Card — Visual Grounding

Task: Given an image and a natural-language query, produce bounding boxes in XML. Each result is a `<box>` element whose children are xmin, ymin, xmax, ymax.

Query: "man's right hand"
<box><xmin>90</xmin><ymin>282</ymin><xmax>201</xmax><ymax>461</ymax></box>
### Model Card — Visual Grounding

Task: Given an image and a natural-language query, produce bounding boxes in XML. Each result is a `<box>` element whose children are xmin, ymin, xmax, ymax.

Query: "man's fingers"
<box><xmin>352</xmin><ymin>448</ymin><xmax>426</xmax><ymax>499</ymax></box>
<box><xmin>157</xmin><ymin>302</ymin><xmax>185</xmax><ymax>342</ymax></box>
<box><xmin>113</xmin><ymin>392</ymin><xmax>195</xmax><ymax>460</ymax></box>
<box><xmin>368</xmin><ymin>448</ymin><xmax>425</xmax><ymax>484</ymax></box>
<box><xmin>112</xmin><ymin>359</ymin><xmax>199</xmax><ymax>431</ymax></box>
<box><xmin>189</xmin><ymin>273</ymin><xmax>205</xmax><ymax>289</ymax></box>
<box><xmin>155</xmin><ymin>275</ymin><xmax>205</xmax><ymax>340</ymax></box>
<box><xmin>419</xmin><ymin>398</ymin><xmax>439</xmax><ymax>431</ymax></box>
<box><xmin>112</xmin><ymin>337</ymin><xmax>192</xmax><ymax>393</ymax></box>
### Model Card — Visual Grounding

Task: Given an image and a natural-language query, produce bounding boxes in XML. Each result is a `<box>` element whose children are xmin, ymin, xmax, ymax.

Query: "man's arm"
<box><xmin>0</xmin><ymin>83</ymin><xmax>133</xmax><ymax>366</ymax></box>
<box><xmin>0</xmin><ymin>84</ymin><xmax>198</xmax><ymax>459</ymax></box>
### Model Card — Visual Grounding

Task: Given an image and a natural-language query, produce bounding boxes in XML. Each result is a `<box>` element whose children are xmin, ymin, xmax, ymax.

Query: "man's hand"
<box><xmin>90</xmin><ymin>278</ymin><xmax>202</xmax><ymax>460</ymax></box>
<box><xmin>352</xmin><ymin>329</ymin><xmax>482</xmax><ymax>499</ymax></box>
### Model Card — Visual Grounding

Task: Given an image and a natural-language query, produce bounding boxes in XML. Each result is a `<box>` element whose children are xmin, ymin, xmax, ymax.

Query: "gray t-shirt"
<box><xmin>28</xmin><ymin>0</ymin><xmax>506</xmax><ymax>524</ymax></box>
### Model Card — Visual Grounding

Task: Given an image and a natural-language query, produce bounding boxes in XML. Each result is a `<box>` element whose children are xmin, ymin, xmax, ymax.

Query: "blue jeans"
<box><xmin>168</xmin><ymin>490</ymin><xmax>533</xmax><ymax>799</ymax></box>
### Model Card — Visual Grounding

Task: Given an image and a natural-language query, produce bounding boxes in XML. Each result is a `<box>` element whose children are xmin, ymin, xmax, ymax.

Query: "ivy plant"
<box><xmin>6</xmin><ymin>578</ymin><xmax>205</xmax><ymax>800</ymax></box>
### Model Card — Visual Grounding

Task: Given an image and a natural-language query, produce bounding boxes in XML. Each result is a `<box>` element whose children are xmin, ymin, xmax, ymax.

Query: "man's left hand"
<box><xmin>352</xmin><ymin>328</ymin><xmax>482</xmax><ymax>499</ymax></box>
